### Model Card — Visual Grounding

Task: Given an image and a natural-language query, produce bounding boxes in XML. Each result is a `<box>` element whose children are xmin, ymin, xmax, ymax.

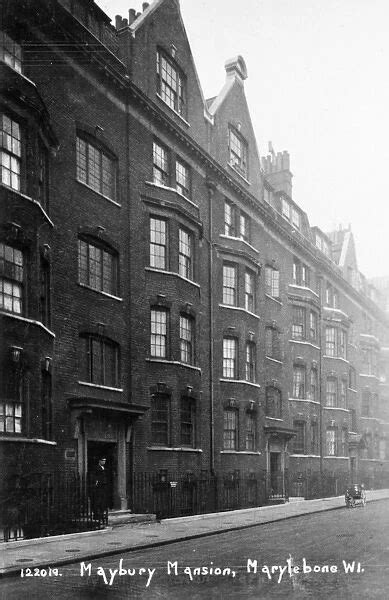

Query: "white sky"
<box><xmin>95</xmin><ymin>0</ymin><xmax>389</xmax><ymax>278</ymax></box>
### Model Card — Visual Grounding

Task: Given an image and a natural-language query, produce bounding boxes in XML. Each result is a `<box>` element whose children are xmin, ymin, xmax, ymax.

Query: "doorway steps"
<box><xmin>108</xmin><ymin>510</ymin><xmax>157</xmax><ymax>526</ymax></box>
<box><xmin>266</xmin><ymin>497</ymin><xmax>287</xmax><ymax>505</ymax></box>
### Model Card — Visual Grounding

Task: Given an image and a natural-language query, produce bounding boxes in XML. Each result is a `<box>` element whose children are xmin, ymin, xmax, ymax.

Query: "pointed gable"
<box><xmin>208</xmin><ymin>56</ymin><xmax>262</xmax><ymax>198</ymax></box>
<box><xmin>125</xmin><ymin>0</ymin><xmax>209</xmax><ymax>146</ymax></box>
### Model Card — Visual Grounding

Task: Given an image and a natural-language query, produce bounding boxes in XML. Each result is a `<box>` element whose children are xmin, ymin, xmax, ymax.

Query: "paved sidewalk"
<box><xmin>1</xmin><ymin>489</ymin><xmax>388</xmax><ymax>577</ymax></box>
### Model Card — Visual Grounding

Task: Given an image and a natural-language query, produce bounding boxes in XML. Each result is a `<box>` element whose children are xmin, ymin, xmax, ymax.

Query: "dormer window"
<box><xmin>281</xmin><ymin>197</ymin><xmax>290</xmax><ymax>220</ymax></box>
<box><xmin>156</xmin><ymin>49</ymin><xmax>186</xmax><ymax>116</ymax></box>
<box><xmin>315</xmin><ymin>233</ymin><xmax>330</xmax><ymax>257</ymax></box>
<box><xmin>291</xmin><ymin>208</ymin><xmax>300</xmax><ymax>229</ymax></box>
<box><xmin>0</xmin><ymin>32</ymin><xmax>22</xmax><ymax>73</ymax></box>
<box><xmin>228</xmin><ymin>127</ymin><xmax>248</xmax><ymax>178</ymax></box>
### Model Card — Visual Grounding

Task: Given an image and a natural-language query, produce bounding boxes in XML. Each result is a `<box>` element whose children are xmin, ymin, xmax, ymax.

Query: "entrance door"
<box><xmin>87</xmin><ymin>441</ymin><xmax>116</xmax><ymax>509</ymax></box>
<box><xmin>270</xmin><ymin>452</ymin><xmax>282</xmax><ymax>496</ymax></box>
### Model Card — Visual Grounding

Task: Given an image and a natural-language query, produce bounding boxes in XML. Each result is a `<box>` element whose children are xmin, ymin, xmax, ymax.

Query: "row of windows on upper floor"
<box><xmin>1</xmin><ymin>232</ymin><xmax>381</xmax><ymax>378</ymax></box>
<box><xmin>150</xmin><ymin>391</ymin><xmax>289</xmax><ymax>452</ymax></box>
<box><xmin>223</xmin><ymin>409</ymin><xmax>352</xmax><ymax>457</ymax></box>
<box><xmin>149</xmin><ymin>395</ymin><xmax>258</xmax><ymax>451</ymax></box>
<box><xmin>0</xmin><ymin>354</ymin><xmax>378</xmax><ymax>458</ymax></box>
<box><xmin>293</xmin><ymin>420</ymin><xmax>348</xmax><ymax>457</ymax></box>
<box><xmin>263</xmin><ymin>191</ymin><xmax>331</xmax><ymax>258</ymax></box>
<box><xmin>291</xmin><ymin>364</ymin><xmax>357</xmax><ymax>408</ymax></box>
<box><xmin>2</xmin><ymin>372</ymin><xmax>382</xmax><ymax>457</ymax></box>
<box><xmin>292</xmin><ymin>364</ymin><xmax>379</xmax><ymax>416</ymax></box>
<box><xmin>224</xmin><ymin>203</ymin><xmax>344</xmax><ymax>307</ymax></box>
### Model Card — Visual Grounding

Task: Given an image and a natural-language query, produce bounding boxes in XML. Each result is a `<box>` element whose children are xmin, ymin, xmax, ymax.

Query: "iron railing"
<box><xmin>132</xmin><ymin>471</ymin><xmax>269</xmax><ymax>519</ymax></box>
<box><xmin>2</xmin><ymin>468</ymin><xmax>387</xmax><ymax>540</ymax></box>
<box><xmin>1</xmin><ymin>472</ymin><xmax>102</xmax><ymax>542</ymax></box>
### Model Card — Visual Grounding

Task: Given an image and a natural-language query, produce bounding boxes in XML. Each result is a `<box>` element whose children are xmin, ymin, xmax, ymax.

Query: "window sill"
<box><xmin>227</xmin><ymin>162</ymin><xmax>250</xmax><ymax>185</ymax></box>
<box><xmin>0</xmin><ymin>312</ymin><xmax>55</xmax><ymax>337</ymax></box>
<box><xmin>323</xmin><ymin>406</ymin><xmax>349</xmax><ymax>413</ymax></box>
<box><xmin>265</xmin><ymin>416</ymin><xmax>283</xmax><ymax>421</ymax></box>
<box><xmin>0</xmin><ymin>436</ymin><xmax>57</xmax><ymax>445</ymax></box>
<box><xmin>289</xmin><ymin>454</ymin><xmax>321</xmax><ymax>458</ymax></box>
<box><xmin>76</xmin><ymin>179</ymin><xmax>121</xmax><ymax>207</ymax></box>
<box><xmin>323</xmin><ymin>355</ymin><xmax>349</xmax><ymax>363</ymax></box>
<box><xmin>359</xmin><ymin>373</ymin><xmax>380</xmax><ymax>380</ymax></box>
<box><xmin>220</xmin><ymin>450</ymin><xmax>261</xmax><ymax>455</ymax></box>
<box><xmin>146</xmin><ymin>358</ymin><xmax>201</xmax><ymax>372</ymax></box>
<box><xmin>323</xmin><ymin>456</ymin><xmax>349</xmax><ymax>459</ymax></box>
<box><xmin>219</xmin><ymin>234</ymin><xmax>259</xmax><ymax>255</ymax></box>
<box><xmin>289</xmin><ymin>339</ymin><xmax>320</xmax><ymax>350</ymax></box>
<box><xmin>0</xmin><ymin>183</ymin><xmax>54</xmax><ymax>227</ymax></box>
<box><xmin>145</xmin><ymin>181</ymin><xmax>198</xmax><ymax>209</ymax></box>
<box><xmin>147</xmin><ymin>446</ymin><xmax>202</xmax><ymax>453</ymax></box>
<box><xmin>145</xmin><ymin>267</ymin><xmax>200</xmax><ymax>289</ymax></box>
<box><xmin>266</xmin><ymin>356</ymin><xmax>283</xmax><ymax>364</ymax></box>
<box><xmin>218</xmin><ymin>304</ymin><xmax>260</xmax><ymax>319</ymax></box>
<box><xmin>78</xmin><ymin>381</ymin><xmax>123</xmax><ymax>392</ymax></box>
<box><xmin>78</xmin><ymin>283</ymin><xmax>123</xmax><ymax>301</ymax></box>
<box><xmin>288</xmin><ymin>397</ymin><xmax>320</xmax><ymax>405</ymax></box>
<box><xmin>323</xmin><ymin>306</ymin><xmax>349</xmax><ymax>319</ymax></box>
<box><xmin>265</xmin><ymin>294</ymin><xmax>282</xmax><ymax>305</ymax></box>
<box><xmin>360</xmin><ymin>333</ymin><xmax>380</xmax><ymax>344</ymax></box>
<box><xmin>360</xmin><ymin>416</ymin><xmax>380</xmax><ymax>421</ymax></box>
<box><xmin>220</xmin><ymin>378</ymin><xmax>260</xmax><ymax>388</ymax></box>
<box><xmin>156</xmin><ymin>94</ymin><xmax>191</xmax><ymax>127</ymax></box>
<box><xmin>289</xmin><ymin>284</ymin><xmax>319</xmax><ymax>298</ymax></box>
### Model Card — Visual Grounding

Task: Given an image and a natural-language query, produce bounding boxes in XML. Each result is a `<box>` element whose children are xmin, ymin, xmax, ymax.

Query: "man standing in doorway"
<box><xmin>91</xmin><ymin>457</ymin><xmax>109</xmax><ymax>526</ymax></box>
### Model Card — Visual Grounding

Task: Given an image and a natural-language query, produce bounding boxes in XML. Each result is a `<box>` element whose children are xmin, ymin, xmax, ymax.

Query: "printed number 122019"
<box><xmin>20</xmin><ymin>567</ymin><xmax>60</xmax><ymax>577</ymax></box>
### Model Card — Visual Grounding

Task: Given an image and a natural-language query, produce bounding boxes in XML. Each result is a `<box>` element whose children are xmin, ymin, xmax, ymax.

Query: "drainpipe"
<box><xmin>318</xmin><ymin>277</ymin><xmax>324</xmax><ymax>491</ymax></box>
<box><xmin>206</xmin><ymin>178</ymin><xmax>217</xmax><ymax>475</ymax></box>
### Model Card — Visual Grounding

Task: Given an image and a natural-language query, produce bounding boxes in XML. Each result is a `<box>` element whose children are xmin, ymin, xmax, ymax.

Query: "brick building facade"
<box><xmin>1</xmin><ymin>0</ymin><xmax>388</xmax><ymax>516</ymax></box>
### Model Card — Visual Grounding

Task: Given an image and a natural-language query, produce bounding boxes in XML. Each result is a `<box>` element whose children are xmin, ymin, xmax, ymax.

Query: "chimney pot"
<box><xmin>115</xmin><ymin>15</ymin><xmax>122</xmax><ymax>29</ymax></box>
<box><xmin>128</xmin><ymin>8</ymin><xmax>136</xmax><ymax>24</ymax></box>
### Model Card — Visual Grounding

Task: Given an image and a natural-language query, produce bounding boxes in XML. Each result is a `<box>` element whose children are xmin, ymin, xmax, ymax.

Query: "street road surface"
<box><xmin>1</xmin><ymin>500</ymin><xmax>388</xmax><ymax>599</ymax></box>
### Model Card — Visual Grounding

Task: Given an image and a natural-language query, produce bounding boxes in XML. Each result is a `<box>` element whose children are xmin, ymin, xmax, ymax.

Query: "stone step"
<box><xmin>108</xmin><ymin>511</ymin><xmax>157</xmax><ymax>526</ymax></box>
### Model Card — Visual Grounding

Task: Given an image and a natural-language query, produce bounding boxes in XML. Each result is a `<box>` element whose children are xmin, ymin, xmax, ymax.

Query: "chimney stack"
<box><xmin>224</xmin><ymin>56</ymin><xmax>248</xmax><ymax>84</ymax></box>
<box><xmin>261</xmin><ymin>147</ymin><xmax>292</xmax><ymax>197</ymax></box>
<box><xmin>143</xmin><ymin>2</ymin><xmax>150</xmax><ymax>11</ymax></box>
